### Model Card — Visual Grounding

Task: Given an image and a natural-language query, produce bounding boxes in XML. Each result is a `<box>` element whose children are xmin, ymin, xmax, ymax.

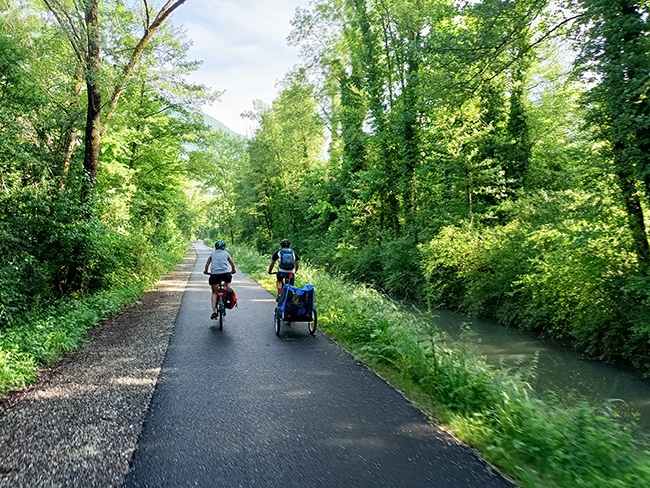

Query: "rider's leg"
<box><xmin>211</xmin><ymin>284</ymin><xmax>219</xmax><ymax>312</ymax></box>
<box><xmin>274</xmin><ymin>272</ymin><xmax>280</xmax><ymax>295</ymax></box>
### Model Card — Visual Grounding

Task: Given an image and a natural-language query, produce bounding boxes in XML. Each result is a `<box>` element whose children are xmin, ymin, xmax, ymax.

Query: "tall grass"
<box><xmin>231</xmin><ymin>243</ymin><xmax>650</xmax><ymax>488</ymax></box>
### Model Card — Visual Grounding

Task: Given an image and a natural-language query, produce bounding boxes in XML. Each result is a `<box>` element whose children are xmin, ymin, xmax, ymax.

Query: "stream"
<box><xmin>427</xmin><ymin>309</ymin><xmax>650</xmax><ymax>437</ymax></box>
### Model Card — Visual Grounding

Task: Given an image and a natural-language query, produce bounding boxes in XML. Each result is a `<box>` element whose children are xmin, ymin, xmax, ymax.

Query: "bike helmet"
<box><xmin>280</xmin><ymin>239</ymin><xmax>290</xmax><ymax>248</ymax></box>
<box><xmin>216</xmin><ymin>240</ymin><xmax>226</xmax><ymax>250</ymax></box>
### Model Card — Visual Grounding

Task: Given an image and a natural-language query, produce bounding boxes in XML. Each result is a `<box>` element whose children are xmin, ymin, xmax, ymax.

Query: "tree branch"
<box><xmin>105</xmin><ymin>0</ymin><xmax>189</xmax><ymax>120</ymax></box>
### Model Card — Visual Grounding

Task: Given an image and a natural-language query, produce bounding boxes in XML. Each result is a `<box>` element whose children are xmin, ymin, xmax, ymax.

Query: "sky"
<box><xmin>170</xmin><ymin>0</ymin><xmax>313</xmax><ymax>136</ymax></box>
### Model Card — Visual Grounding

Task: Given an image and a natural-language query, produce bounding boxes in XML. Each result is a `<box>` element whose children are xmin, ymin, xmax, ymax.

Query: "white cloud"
<box><xmin>170</xmin><ymin>0</ymin><xmax>311</xmax><ymax>135</ymax></box>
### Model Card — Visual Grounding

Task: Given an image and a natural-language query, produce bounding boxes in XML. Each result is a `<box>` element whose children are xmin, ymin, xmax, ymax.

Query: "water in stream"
<box><xmin>427</xmin><ymin>309</ymin><xmax>650</xmax><ymax>437</ymax></box>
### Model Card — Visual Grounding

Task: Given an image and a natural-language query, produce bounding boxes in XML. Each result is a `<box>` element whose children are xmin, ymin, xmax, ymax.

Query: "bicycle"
<box><xmin>213</xmin><ymin>280</ymin><xmax>227</xmax><ymax>330</ymax></box>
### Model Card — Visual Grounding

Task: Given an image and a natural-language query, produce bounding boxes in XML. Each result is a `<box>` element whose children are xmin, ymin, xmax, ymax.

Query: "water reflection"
<box><xmin>429</xmin><ymin>309</ymin><xmax>650</xmax><ymax>435</ymax></box>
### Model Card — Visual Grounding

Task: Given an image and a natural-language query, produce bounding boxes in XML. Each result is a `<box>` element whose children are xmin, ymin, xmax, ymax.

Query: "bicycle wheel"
<box><xmin>308</xmin><ymin>308</ymin><xmax>317</xmax><ymax>335</ymax></box>
<box><xmin>274</xmin><ymin>310</ymin><xmax>281</xmax><ymax>336</ymax></box>
<box><xmin>218</xmin><ymin>298</ymin><xmax>224</xmax><ymax>330</ymax></box>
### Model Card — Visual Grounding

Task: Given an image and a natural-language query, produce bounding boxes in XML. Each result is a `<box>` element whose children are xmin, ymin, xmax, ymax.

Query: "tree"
<box><xmin>237</xmin><ymin>75</ymin><xmax>325</xmax><ymax>249</ymax></box>
<box><xmin>574</xmin><ymin>0</ymin><xmax>650</xmax><ymax>272</ymax></box>
<box><xmin>189</xmin><ymin>130</ymin><xmax>249</xmax><ymax>244</ymax></box>
<box><xmin>0</xmin><ymin>0</ymin><xmax>213</xmax><ymax>304</ymax></box>
<box><xmin>41</xmin><ymin>0</ymin><xmax>189</xmax><ymax>203</ymax></box>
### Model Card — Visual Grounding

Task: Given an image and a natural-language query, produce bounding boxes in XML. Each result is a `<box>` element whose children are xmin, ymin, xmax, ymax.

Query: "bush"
<box><xmin>0</xmin><ymin>182</ymin><xmax>189</xmax><ymax>393</ymax></box>
<box><xmin>379</xmin><ymin>236</ymin><xmax>426</xmax><ymax>299</ymax></box>
<box><xmin>0</xmin><ymin>187</ymin><xmax>148</xmax><ymax>324</ymax></box>
<box><xmin>419</xmin><ymin>190</ymin><xmax>645</xmax><ymax>371</ymax></box>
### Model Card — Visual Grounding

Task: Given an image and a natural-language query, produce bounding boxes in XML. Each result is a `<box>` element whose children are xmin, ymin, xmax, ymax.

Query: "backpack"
<box><xmin>224</xmin><ymin>288</ymin><xmax>238</xmax><ymax>309</ymax></box>
<box><xmin>278</xmin><ymin>248</ymin><xmax>296</xmax><ymax>270</ymax></box>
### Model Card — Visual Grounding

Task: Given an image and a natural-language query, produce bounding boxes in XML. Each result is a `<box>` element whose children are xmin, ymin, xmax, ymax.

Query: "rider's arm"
<box><xmin>204</xmin><ymin>256</ymin><xmax>212</xmax><ymax>275</ymax></box>
<box><xmin>268</xmin><ymin>259</ymin><xmax>276</xmax><ymax>274</ymax></box>
<box><xmin>228</xmin><ymin>257</ymin><xmax>236</xmax><ymax>274</ymax></box>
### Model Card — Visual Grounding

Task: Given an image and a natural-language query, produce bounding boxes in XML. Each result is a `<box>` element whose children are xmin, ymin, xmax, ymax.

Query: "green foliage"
<box><xmin>420</xmin><ymin>189</ymin><xmax>650</xmax><ymax>373</ymax></box>
<box><xmin>233</xmin><ymin>243</ymin><xmax>650</xmax><ymax>488</ymax></box>
<box><xmin>574</xmin><ymin>0</ymin><xmax>650</xmax><ymax>270</ymax></box>
<box><xmin>0</xmin><ymin>214</ymin><xmax>186</xmax><ymax>395</ymax></box>
<box><xmin>233</xmin><ymin>72</ymin><xmax>326</xmax><ymax>251</ymax></box>
<box><xmin>0</xmin><ymin>0</ymin><xmax>214</xmax><ymax>393</ymax></box>
<box><xmin>0</xmin><ymin>347</ymin><xmax>37</xmax><ymax>393</ymax></box>
<box><xmin>0</xmin><ymin>280</ymin><xmax>144</xmax><ymax>394</ymax></box>
<box><xmin>1</xmin><ymin>188</ymin><xmax>100</xmax><ymax>316</ymax></box>
<box><xmin>455</xmin><ymin>393</ymin><xmax>650</xmax><ymax>488</ymax></box>
<box><xmin>218</xmin><ymin>0</ymin><xmax>650</xmax><ymax>381</ymax></box>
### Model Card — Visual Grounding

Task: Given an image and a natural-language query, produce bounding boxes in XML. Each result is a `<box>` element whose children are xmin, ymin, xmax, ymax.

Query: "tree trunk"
<box><xmin>60</xmin><ymin>69</ymin><xmax>84</xmax><ymax>188</ymax></box>
<box><xmin>615</xmin><ymin>163</ymin><xmax>650</xmax><ymax>273</ymax></box>
<box><xmin>81</xmin><ymin>0</ymin><xmax>101</xmax><ymax>204</ymax></box>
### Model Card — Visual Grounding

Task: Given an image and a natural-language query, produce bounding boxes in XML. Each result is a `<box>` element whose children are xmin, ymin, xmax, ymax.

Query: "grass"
<box><xmin>231</xmin><ymin>243</ymin><xmax>650</xmax><ymax>488</ymax></box>
<box><xmin>0</xmin><ymin>247</ymin><xmax>184</xmax><ymax>395</ymax></box>
<box><xmin>0</xmin><ymin>284</ymin><xmax>144</xmax><ymax>393</ymax></box>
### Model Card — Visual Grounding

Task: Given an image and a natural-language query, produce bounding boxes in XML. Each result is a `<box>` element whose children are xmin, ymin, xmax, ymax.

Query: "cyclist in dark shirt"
<box><xmin>268</xmin><ymin>239</ymin><xmax>299</xmax><ymax>296</ymax></box>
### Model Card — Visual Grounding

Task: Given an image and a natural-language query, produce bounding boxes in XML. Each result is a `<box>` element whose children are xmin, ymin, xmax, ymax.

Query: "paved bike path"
<box><xmin>124</xmin><ymin>243</ymin><xmax>513</xmax><ymax>488</ymax></box>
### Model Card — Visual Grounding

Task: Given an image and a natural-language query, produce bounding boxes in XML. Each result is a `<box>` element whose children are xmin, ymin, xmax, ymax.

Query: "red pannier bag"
<box><xmin>225</xmin><ymin>288</ymin><xmax>238</xmax><ymax>309</ymax></box>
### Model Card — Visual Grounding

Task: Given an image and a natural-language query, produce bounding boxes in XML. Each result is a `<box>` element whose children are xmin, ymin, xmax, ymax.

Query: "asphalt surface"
<box><xmin>124</xmin><ymin>243</ymin><xmax>514</xmax><ymax>488</ymax></box>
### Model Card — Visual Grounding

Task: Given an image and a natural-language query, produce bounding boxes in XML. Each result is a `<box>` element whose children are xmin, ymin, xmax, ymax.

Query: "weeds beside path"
<box><xmin>0</xmin><ymin>248</ymin><xmax>195</xmax><ymax>487</ymax></box>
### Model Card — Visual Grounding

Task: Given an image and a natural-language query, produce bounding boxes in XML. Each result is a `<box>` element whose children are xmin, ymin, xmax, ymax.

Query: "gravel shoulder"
<box><xmin>0</xmin><ymin>247</ymin><xmax>196</xmax><ymax>488</ymax></box>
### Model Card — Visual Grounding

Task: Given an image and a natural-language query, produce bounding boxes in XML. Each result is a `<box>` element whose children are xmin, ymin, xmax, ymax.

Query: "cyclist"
<box><xmin>268</xmin><ymin>239</ymin><xmax>299</xmax><ymax>296</ymax></box>
<box><xmin>204</xmin><ymin>240</ymin><xmax>236</xmax><ymax>320</ymax></box>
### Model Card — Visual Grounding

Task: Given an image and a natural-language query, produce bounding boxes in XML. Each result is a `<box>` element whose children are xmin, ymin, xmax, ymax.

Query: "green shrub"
<box><xmin>419</xmin><ymin>190</ymin><xmax>646</xmax><ymax>371</ymax></box>
<box><xmin>0</xmin><ymin>222</ymin><xmax>187</xmax><ymax>394</ymax></box>
<box><xmin>379</xmin><ymin>236</ymin><xmax>425</xmax><ymax>299</ymax></box>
